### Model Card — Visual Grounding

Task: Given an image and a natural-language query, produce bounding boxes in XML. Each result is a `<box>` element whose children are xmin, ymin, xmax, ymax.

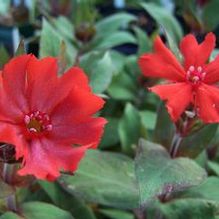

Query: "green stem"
<box><xmin>169</xmin><ymin>132</ymin><xmax>182</xmax><ymax>158</ymax></box>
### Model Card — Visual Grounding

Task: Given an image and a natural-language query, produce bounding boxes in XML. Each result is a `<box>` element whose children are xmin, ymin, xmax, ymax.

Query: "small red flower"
<box><xmin>0</xmin><ymin>55</ymin><xmax>106</xmax><ymax>180</ymax></box>
<box><xmin>139</xmin><ymin>33</ymin><xmax>219</xmax><ymax>123</ymax></box>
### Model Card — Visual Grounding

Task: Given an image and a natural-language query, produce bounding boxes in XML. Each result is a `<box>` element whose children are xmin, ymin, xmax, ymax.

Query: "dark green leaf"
<box><xmin>0</xmin><ymin>202</ymin><xmax>74</xmax><ymax>219</ymax></box>
<box><xmin>202</xmin><ymin>0</ymin><xmax>219</xmax><ymax>31</ymax></box>
<box><xmin>99</xmin><ymin>117</ymin><xmax>120</xmax><ymax>149</ymax></box>
<box><xmin>100</xmin><ymin>209</ymin><xmax>134</xmax><ymax>219</ymax></box>
<box><xmin>59</xmin><ymin>150</ymin><xmax>139</xmax><ymax>209</ymax></box>
<box><xmin>135</xmin><ymin>139</ymin><xmax>207</xmax><ymax>205</ymax></box>
<box><xmin>154</xmin><ymin>104</ymin><xmax>175</xmax><ymax>150</ymax></box>
<box><xmin>39</xmin><ymin>181</ymin><xmax>96</xmax><ymax>219</ymax></box>
<box><xmin>178</xmin><ymin>124</ymin><xmax>218</xmax><ymax>158</ymax></box>
<box><xmin>0</xmin><ymin>46</ymin><xmax>10</xmax><ymax>68</ymax></box>
<box><xmin>159</xmin><ymin>199</ymin><xmax>218</xmax><ymax>219</ymax></box>
<box><xmin>119</xmin><ymin>103</ymin><xmax>141</xmax><ymax>155</ymax></box>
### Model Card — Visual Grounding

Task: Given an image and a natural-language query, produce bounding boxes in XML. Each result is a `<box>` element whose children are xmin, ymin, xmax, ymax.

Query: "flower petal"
<box><xmin>50</xmin><ymin>117</ymin><xmax>107</xmax><ymax>148</ymax></box>
<box><xmin>18</xmin><ymin>138</ymin><xmax>59</xmax><ymax>180</ymax></box>
<box><xmin>139</xmin><ymin>36</ymin><xmax>185</xmax><ymax>82</ymax></box>
<box><xmin>196</xmin><ymin>84</ymin><xmax>219</xmax><ymax>123</ymax></box>
<box><xmin>0</xmin><ymin>123</ymin><xmax>27</xmax><ymax>159</ymax></box>
<box><xmin>2</xmin><ymin>55</ymin><xmax>32</xmax><ymax>113</ymax></box>
<box><xmin>18</xmin><ymin>138</ymin><xmax>89</xmax><ymax>181</ymax></box>
<box><xmin>27</xmin><ymin>58</ymin><xmax>91</xmax><ymax>113</ymax></box>
<box><xmin>0</xmin><ymin>70</ymin><xmax>24</xmax><ymax>122</ymax></box>
<box><xmin>26</xmin><ymin>56</ymin><xmax>58</xmax><ymax>111</ymax></box>
<box><xmin>43</xmin><ymin>67</ymin><xmax>91</xmax><ymax>113</ymax></box>
<box><xmin>150</xmin><ymin>83</ymin><xmax>192</xmax><ymax>122</ymax></box>
<box><xmin>180</xmin><ymin>33</ymin><xmax>215</xmax><ymax>69</ymax></box>
<box><xmin>51</xmin><ymin>86</ymin><xmax>105</xmax><ymax>125</ymax></box>
<box><xmin>203</xmin><ymin>55</ymin><xmax>219</xmax><ymax>84</ymax></box>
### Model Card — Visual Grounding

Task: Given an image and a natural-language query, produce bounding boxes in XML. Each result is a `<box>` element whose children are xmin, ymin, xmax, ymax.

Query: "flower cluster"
<box><xmin>0</xmin><ymin>55</ymin><xmax>106</xmax><ymax>181</ymax></box>
<box><xmin>139</xmin><ymin>33</ymin><xmax>219</xmax><ymax>123</ymax></box>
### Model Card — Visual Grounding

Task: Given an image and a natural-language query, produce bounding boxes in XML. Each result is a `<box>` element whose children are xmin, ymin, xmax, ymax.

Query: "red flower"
<box><xmin>0</xmin><ymin>55</ymin><xmax>106</xmax><ymax>180</ymax></box>
<box><xmin>139</xmin><ymin>33</ymin><xmax>219</xmax><ymax>123</ymax></box>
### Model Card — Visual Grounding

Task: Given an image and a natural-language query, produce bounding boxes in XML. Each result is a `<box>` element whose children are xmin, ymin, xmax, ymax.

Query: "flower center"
<box><xmin>24</xmin><ymin>111</ymin><xmax>52</xmax><ymax>133</ymax></box>
<box><xmin>186</xmin><ymin>65</ymin><xmax>206</xmax><ymax>84</ymax></box>
<box><xmin>186</xmin><ymin>66</ymin><xmax>206</xmax><ymax>84</ymax></box>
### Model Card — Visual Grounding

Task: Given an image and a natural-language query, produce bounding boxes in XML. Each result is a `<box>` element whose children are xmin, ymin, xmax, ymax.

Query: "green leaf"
<box><xmin>141</xmin><ymin>2</ymin><xmax>183</xmax><ymax>43</ymax></box>
<box><xmin>158</xmin><ymin>199</ymin><xmax>218</xmax><ymax>219</ymax></box>
<box><xmin>181</xmin><ymin>177</ymin><xmax>219</xmax><ymax>202</ymax></box>
<box><xmin>202</xmin><ymin>0</ymin><xmax>219</xmax><ymax>31</ymax></box>
<box><xmin>59</xmin><ymin>150</ymin><xmax>139</xmax><ymax>209</ymax></box>
<box><xmin>0</xmin><ymin>202</ymin><xmax>74</xmax><ymax>219</ymax></box>
<box><xmin>108</xmin><ymin>71</ymin><xmax>137</xmax><ymax>101</ymax></box>
<box><xmin>95</xmin><ymin>31</ymin><xmax>137</xmax><ymax>50</ymax></box>
<box><xmin>135</xmin><ymin>139</ymin><xmax>207</xmax><ymax>205</ymax></box>
<box><xmin>164</xmin><ymin>29</ymin><xmax>183</xmax><ymax>62</ymax></box>
<box><xmin>119</xmin><ymin>103</ymin><xmax>141</xmax><ymax>155</ymax></box>
<box><xmin>0</xmin><ymin>212</ymin><xmax>21</xmax><ymax>219</ymax></box>
<box><xmin>19</xmin><ymin>186</ymin><xmax>51</xmax><ymax>203</ymax></box>
<box><xmin>95</xmin><ymin>13</ymin><xmax>136</xmax><ymax>36</ymax></box>
<box><xmin>22</xmin><ymin>202</ymin><xmax>74</xmax><ymax>219</ymax></box>
<box><xmin>140</xmin><ymin>110</ymin><xmax>157</xmax><ymax>131</ymax></box>
<box><xmin>40</xmin><ymin>19</ymin><xmax>62</xmax><ymax>57</ymax></box>
<box><xmin>14</xmin><ymin>40</ymin><xmax>26</xmax><ymax>56</ymax></box>
<box><xmin>178</xmin><ymin>124</ymin><xmax>218</xmax><ymax>158</ymax></box>
<box><xmin>39</xmin><ymin>19</ymin><xmax>77</xmax><ymax>68</ymax></box>
<box><xmin>53</xmin><ymin>16</ymin><xmax>75</xmax><ymax>41</ymax></box>
<box><xmin>0</xmin><ymin>46</ymin><xmax>10</xmax><ymax>68</ymax></box>
<box><xmin>125</xmin><ymin>55</ymin><xmax>141</xmax><ymax>77</ymax></box>
<box><xmin>154</xmin><ymin>104</ymin><xmax>175</xmax><ymax>150</ymax></box>
<box><xmin>99</xmin><ymin>117</ymin><xmax>120</xmax><ymax>149</ymax></box>
<box><xmin>80</xmin><ymin>51</ymin><xmax>114</xmax><ymax>93</ymax></box>
<box><xmin>133</xmin><ymin>26</ymin><xmax>152</xmax><ymax>55</ymax></box>
<box><xmin>108</xmin><ymin>51</ymin><xmax>126</xmax><ymax>75</ymax></box>
<box><xmin>100</xmin><ymin>209</ymin><xmax>134</xmax><ymax>219</ymax></box>
<box><xmin>39</xmin><ymin>181</ymin><xmax>96</xmax><ymax>219</ymax></box>
<box><xmin>208</xmin><ymin>161</ymin><xmax>219</xmax><ymax>176</ymax></box>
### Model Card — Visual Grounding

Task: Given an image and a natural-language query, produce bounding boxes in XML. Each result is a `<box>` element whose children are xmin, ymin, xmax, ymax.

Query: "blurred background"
<box><xmin>0</xmin><ymin>0</ymin><xmax>218</xmax><ymax>58</ymax></box>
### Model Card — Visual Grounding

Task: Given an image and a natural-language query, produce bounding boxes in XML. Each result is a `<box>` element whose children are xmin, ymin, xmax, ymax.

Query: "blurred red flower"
<box><xmin>139</xmin><ymin>33</ymin><xmax>219</xmax><ymax>123</ymax></box>
<box><xmin>197</xmin><ymin>0</ymin><xmax>209</xmax><ymax>6</ymax></box>
<box><xmin>0</xmin><ymin>55</ymin><xmax>106</xmax><ymax>181</ymax></box>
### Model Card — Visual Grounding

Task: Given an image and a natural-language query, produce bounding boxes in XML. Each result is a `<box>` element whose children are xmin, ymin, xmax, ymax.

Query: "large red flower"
<box><xmin>139</xmin><ymin>32</ymin><xmax>219</xmax><ymax>123</ymax></box>
<box><xmin>0</xmin><ymin>55</ymin><xmax>106</xmax><ymax>180</ymax></box>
